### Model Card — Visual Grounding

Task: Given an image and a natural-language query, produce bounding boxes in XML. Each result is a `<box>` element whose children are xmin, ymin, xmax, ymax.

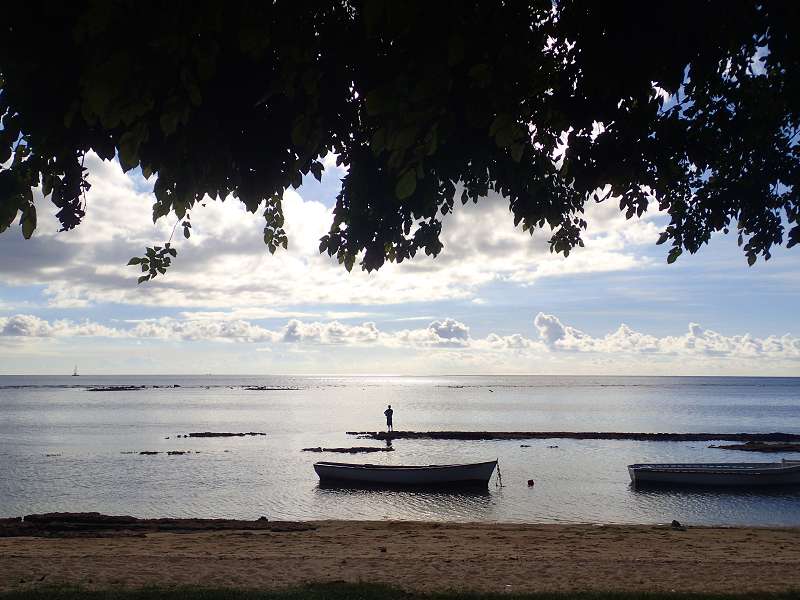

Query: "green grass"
<box><xmin>0</xmin><ymin>584</ymin><xmax>797</xmax><ymax>600</ymax></box>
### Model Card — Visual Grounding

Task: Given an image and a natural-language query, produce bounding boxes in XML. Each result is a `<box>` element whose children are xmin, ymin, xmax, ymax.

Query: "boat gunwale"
<box><xmin>628</xmin><ymin>462</ymin><xmax>800</xmax><ymax>475</ymax></box>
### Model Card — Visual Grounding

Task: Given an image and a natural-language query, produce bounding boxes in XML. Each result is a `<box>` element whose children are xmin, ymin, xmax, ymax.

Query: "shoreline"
<box><xmin>1</xmin><ymin>516</ymin><xmax>799</xmax><ymax>593</ymax></box>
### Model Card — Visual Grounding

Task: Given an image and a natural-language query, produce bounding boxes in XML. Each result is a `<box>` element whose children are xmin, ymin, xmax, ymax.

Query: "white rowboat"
<box><xmin>628</xmin><ymin>460</ymin><xmax>800</xmax><ymax>487</ymax></box>
<box><xmin>314</xmin><ymin>460</ymin><xmax>497</xmax><ymax>487</ymax></box>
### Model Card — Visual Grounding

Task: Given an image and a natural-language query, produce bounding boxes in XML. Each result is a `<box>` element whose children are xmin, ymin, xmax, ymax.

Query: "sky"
<box><xmin>0</xmin><ymin>153</ymin><xmax>798</xmax><ymax>376</ymax></box>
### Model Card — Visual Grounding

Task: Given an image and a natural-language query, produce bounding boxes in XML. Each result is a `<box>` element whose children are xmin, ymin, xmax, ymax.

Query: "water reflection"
<box><xmin>3</xmin><ymin>374</ymin><xmax>800</xmax><ymax>525</ymax></box>
<box><xmin>629</xmin><ymin>482</ymin><xmax>800</xmax><ymax>498</ymax></box>
<box><xmin>314</xmin><ymin>483</ymin><xmax>495</xmax><ymax>520</ymax></box>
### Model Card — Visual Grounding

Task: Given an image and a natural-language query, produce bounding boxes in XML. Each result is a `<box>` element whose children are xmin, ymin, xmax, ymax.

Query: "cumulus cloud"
<box><xmin>481</xmin><ymin>333</ymin><xmax>539</xmax><ymax>350</ymax></box>
<box><xmin>3</xmin><ymin>311</ymin><xmax>798</xmax><ymax>365</ymax></box>
<box><xmin>130</xmin><ymin>318</ymin><xmax>280</xmax><ymax>343</ymax></box>
<box><xmin>1</xmin><ymin>311</ymin><xmax>798</xmax><ymax>376</ymax></box>
<box><xmin>393</xmin><ymin>318</ymin><xmax>472</xmax><ymax>348</ymax></box>
<box><xmin>0</xmin><ymin>153</ymin><xmax>662</xmax><ymax>310</ymax></box>
<box><xmin>532</xmin><ymin>312</ymin><xmax>800</xmax><ymax>359</ymax></box>
<box><xmin>428</xmin><ymin>318</ymin><xmax>470</xmax><ymax>341</ymax></box>
<box><xmin>281</xmin><ymin>319</ymin><xmax>380</xmax><ymax>345</ymax></box>
<box><xmin>0</xmin><ymin>314</ymin><xmax>119</xmax><ymax>338</ymax></box>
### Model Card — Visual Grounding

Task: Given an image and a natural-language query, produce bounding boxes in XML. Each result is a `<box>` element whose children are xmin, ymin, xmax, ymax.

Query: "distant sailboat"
<box><xmin>72</xmin><ymin>365</ymin><xmax>79</xmax><ymax>377</ymax></box>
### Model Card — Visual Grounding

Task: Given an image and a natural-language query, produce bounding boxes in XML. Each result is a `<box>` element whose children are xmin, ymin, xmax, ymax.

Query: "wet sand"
<box><xmin>1</xmin><ymin>520</ymin><xmax>799</xmax><ymax>593</ymax></box>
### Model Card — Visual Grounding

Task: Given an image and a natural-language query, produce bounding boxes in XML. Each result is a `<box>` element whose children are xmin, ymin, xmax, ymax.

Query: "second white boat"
<box><xmin>628</xmin><ymin>460</ymin><xmax>800</xmax><ymax>486</ymax></box>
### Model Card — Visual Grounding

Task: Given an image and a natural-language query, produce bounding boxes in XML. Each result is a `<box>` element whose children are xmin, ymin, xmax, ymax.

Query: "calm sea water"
<box><xmin>1</xmin><ymin>375</ymin><xmax>799</xmax><ymax>526</ymax></box>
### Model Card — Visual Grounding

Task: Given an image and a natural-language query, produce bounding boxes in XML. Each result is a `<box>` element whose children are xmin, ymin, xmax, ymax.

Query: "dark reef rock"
<box><xmin>244</xmin><ymin>386</ymin><xmax>300</xmax><ymax>391</ymax></box>
<box><xmin>0</xmin><ymin>513</ymin><xmax>315</xmax><ymax>537</ymax></box>
<box><xmin>302</xmin><ymin>446</ymin><xmax>395</xmax><ymax>454</ymax></box>
<box><xmin>350</xmin><ymin>431</ymin><xmax>800</xmax><ymax>442</ymax></box>
<box><xmin>87</xmin><ymin>385</ymin><xmax>181</xmax><ymax>392</ymax></box>
<box><xmin>23</xmin><ymin>512</ymin><xmax>138</xmax><ymax>525</ymax></box>
<box><xmin>671</xmin><ymin>519</ymin><xmax>687</xmax><ymax>531</ymax></box>
<box><xmin>709</xmin><ymin>441</ymin><xmax>800</xmax><ymax>453</ymax></box>
<box><xmin>87</xmin><ymin>385</ymin><xmax>145</xmax><ymax>392</ymax></box>
<box><xmin>186</xmin><ymin>431</ymin><xmax>266</xmax><ymax>438</ymax></box>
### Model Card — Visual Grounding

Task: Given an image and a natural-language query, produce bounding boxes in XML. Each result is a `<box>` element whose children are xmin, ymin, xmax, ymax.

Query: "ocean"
<box><xmin>1</xmin><ymin>375</ymin><xmax>799</xmax><ymax>526</ymax></box>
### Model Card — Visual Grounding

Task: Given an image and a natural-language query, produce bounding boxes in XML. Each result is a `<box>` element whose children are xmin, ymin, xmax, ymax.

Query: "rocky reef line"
<box><xmin>348</xmin><ymin>431</ymin><xmax>800</xmax><ymax>442</ymax></box>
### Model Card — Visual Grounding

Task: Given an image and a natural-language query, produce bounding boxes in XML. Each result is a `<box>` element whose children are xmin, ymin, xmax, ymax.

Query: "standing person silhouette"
<box><xmin>384</xmin><ymin>405</ymin><xmax>394</xmax><ymax>432</ymax></box>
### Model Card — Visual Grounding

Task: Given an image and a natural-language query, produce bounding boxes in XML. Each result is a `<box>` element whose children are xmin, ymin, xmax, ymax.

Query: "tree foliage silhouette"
<box><xmin>1</xmin><ymin>1</ymin><xmax>798</xmax><ymax>282</ymax></box>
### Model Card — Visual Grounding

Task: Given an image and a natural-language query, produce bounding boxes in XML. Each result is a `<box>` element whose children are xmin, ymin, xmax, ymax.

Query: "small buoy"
<box><xmin>527</xmin><ymin>479</ymin><xmax>535</xmax><ymax>487</ymax></box>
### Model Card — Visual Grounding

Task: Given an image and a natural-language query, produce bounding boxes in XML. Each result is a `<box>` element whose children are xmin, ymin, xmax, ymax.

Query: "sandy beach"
<box><xmin>1</xmin><ymin>519</ymin><xmax>799</xmax><ymax>594</ymax></box>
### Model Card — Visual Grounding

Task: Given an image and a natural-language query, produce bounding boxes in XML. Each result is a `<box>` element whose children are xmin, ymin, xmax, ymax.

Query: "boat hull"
<box><xmin>314</xmin><ymin>460</ymin><xmax>497</xmax><ymax>487</ymax></box>
<box><xmin>628</xmin><ymin>462</ymin><xmax>800</xmax><ymax>487</ymax></box>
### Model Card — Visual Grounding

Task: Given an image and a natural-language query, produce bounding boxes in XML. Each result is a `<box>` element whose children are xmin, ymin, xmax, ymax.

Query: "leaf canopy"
<box><xmin>1</xmin><ymin>1</ymin><xmax>798</xmax><ymax>277</ymax></box>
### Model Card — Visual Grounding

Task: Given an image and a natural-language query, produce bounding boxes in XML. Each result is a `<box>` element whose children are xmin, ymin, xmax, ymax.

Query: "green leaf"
<box><xmin>187</xmin><ymin>82</ymin><xmax>202</xmax><ymax>106</ymax></box>
<box><xmin>160</xmin><ymin>112</ymin><xmax>180</xmax><ymax>136</ymax></box>
<box><xmin>395</xmin><ymin>169</ymin><xmax>417</xmax><ymax>199</ymax></box>
<box><xmin>137</xmin><ymin>275</ymin><xmax>149</xmax><ymax>285</ymax></box>
<box><xmin>656</xmin><ymin>232</ymin><xmax>669</xmax><ymax>245</ymax></box>
<box><xmin>118</xmin><ymin>126</ymin><xmax>146</xmax><ymax>172</ymax></box>
<box><xmin>21</xmin><ymin>205</ymin><xmax>36</xmax><ymax>239</ymax></box>
<box><xmin>290</xmin><ymin>170</ymin><xmax>302</xmax><ymax>189</ymax></box>
<box><xmin>371</xmin><ymin>128</ymin><xmax>387</xmax><ymax>155</ymax></box>
<box><xmin>365</xmin><ymin>89</ymin><xmax>390</xmax><ymax>116</ymax></box>
<box><xmin>495</xmin><ymin>124</ymin><xmax>517</xmax><ymax>149</ymax></box>
<box><xmin>127</xmin><ymin>257</ymin><xmax>142</xmax><ymax>265</ymax></box>
<box><xmin>391</xmin><ymin>126</ymin><xmax>419</xmax><ymax>151</ymax></box>
<box><xmin>489</xmin><ymin>114</ymin><xmax>511</xmax><ymax>136</ymax></box>
<box><xmin>291</xmin><ymin>117</ymin><xmax>310</xmax><ymax>147</ymax></box>
<box><xmin>425</xmin><ymin>127</ymin><xmax>438</xmax><ymax>156</ymax></box>
<box><xmin>666</xmin><ymin>247</ymin><xmax>682</xmax><ymax>264</ymax></box>
<box><xmin>41</xmin><ymin>174</ymin><xmax>55</xmax><ymax>197</ymax></box>
<box><xmin>447</xmin><ymin>34</ymin><xmax>465</xmax><ymax>66</ymax></box>
<box><xmin>309</xmin><ymin>161</ymin><xmax>323</xmax><ymax>182</ymax></box>
<box><xmin>468</xmin><ymin>63</ymin><xmax>491</xmax><ymax>86</ymax></box>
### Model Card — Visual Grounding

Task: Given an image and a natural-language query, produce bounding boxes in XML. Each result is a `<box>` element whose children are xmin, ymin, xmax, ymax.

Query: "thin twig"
<box><xmin>167</xmin><ymin>217</ymin><xmax>181</xmax><ymax>245</ymax></box>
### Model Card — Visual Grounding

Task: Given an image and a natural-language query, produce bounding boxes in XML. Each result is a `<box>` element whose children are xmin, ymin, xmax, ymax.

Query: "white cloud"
<box><xmin>130</xmin><ymin>318</ymin><xmax>280</xmax><ymax>343</ymax></box>
<box><xmin>281</xmin><ymin>319</ymin><xmax>380</xmax><ymax>345</ymax></box>
<box><xmin>0</xmin><ymin>314</ymin><xmax>120</xmax><ymax>338</ymax></box>
<box><xmin>392</xmin><ymin>319</ymin><xmax>471</xmax><ymax>348</ymax></box>
<box><xmin>1</xmin><ymin>312</ymin><xmax>797</xmax><ymax>374</ymax></box>
<box><xmin>3</xmin><ymin>311</ymin><xmax>797</xmax><ymax>364</ymax></box>
<box><xmin>0</xmin><ymin>154</ymin><xmax>662</xmax><ymax>310</ymax></box>
<box><xmin>533</xmin><ymin>312</ymin><xmax>800</xmax><ymax>359</ymax></box>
